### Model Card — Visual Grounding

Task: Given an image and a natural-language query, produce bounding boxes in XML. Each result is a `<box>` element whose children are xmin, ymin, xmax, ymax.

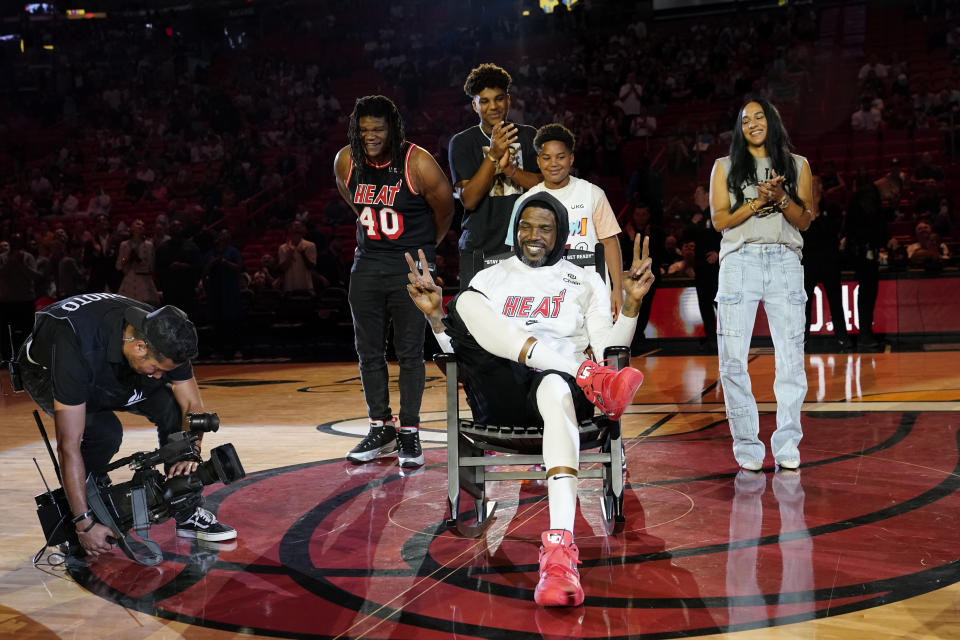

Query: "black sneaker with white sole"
<box><xmin>175</xmin><ymin>507</ymin><xmax>237</xmax><ymax>542</ymax></box>
<box><xmin>397</xmin><ymin>429</ymin><xmax>424</xmax><ymax>468</ymax></box>
<box><xmin>346</xmin><ymin>421</ymin><xmax>398</xmax><ymax>463</ymax></box>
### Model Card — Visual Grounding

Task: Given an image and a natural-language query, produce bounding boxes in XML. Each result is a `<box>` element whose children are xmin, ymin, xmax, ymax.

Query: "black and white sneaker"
<box><xmin>175</xmin><ymin>507</ymin><xmax>237</xmax><ymax>542</ymax></box>
<box><xmin>346</xmin><ymin>420</ymin><xmax>398</xmax><ymax>463</ymax></box>
<box><xmin>397</xmin><ymin>429</ymin><xmax>424</xmax><ymax>468</ymax></box>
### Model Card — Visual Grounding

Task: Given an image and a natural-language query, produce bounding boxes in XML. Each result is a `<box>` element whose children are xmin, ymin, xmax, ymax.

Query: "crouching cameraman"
<box><xmin>18</xmin><ymin>293</ymin><xmax>236</xmax><ymax>559</ymax></box>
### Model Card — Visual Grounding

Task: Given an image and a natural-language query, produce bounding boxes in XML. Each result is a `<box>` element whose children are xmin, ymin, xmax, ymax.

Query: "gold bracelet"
<box><xmin>748</xmin><ymin>199</ymin><xmax>758</xmax><ymax>213</ymax></box>
<box><xmin>778</xmin><ymin>195</ymin><xmax>789</xmax><ymax>209</ymax></box>
<box><xmin>486</xmin><ymin>152</ymin><xmax>498</xmax><ymax>164</ymax></box>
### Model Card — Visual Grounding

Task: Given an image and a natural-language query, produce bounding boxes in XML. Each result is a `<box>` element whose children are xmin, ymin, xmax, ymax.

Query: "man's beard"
<box><xmin>519</xmin><ymin>244</ymin><xmax>548</xmax><ymax>267</ymax></box>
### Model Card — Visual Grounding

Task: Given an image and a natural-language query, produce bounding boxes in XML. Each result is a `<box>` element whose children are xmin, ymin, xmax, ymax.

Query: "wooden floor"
<box><xmin>1</xmin><ymin>349</ymin><xmax>960</xmax><ymax>639</ymax></box>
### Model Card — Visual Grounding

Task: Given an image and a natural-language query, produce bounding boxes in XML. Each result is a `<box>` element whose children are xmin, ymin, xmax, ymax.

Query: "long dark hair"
<box><xmin>726</xmin><ymin>96</ymin><xmax>802</xmax><ymax>212</ymax></box>
<box><xmin>348</xmin><ymin>95</ymin><xmax>405</xmax><ymax>182</ymax></box>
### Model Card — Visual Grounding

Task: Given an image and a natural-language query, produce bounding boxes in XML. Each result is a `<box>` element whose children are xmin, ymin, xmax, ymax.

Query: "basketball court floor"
<box><xmin>1</xmin><ymin>348</ymin><xmax>959</xmax><ymax>639</ymax></box>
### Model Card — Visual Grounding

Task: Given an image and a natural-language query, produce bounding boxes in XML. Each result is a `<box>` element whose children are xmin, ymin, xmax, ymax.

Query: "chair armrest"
<box><xmin>434</xmin><ymin>352</ymin><xmax>458</xmax><ymax>365</ymax></box>
<box><xmin>603</xmin><ymin>345</ymin><xmax>630</xmax><ymax>370</ymax></box>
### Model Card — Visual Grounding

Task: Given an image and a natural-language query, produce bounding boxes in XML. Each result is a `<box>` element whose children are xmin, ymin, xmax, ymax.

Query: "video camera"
<box><xmin>35</xmin><ymin>411</ymin><xmax>245</xmax><ymax>566</ymax></box>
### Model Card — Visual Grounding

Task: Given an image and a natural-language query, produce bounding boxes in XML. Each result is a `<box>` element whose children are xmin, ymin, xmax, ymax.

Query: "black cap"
<box><xmin>123</xmin><ymin>305</ymin><xmax>198</xmax><ymax>363</ymax></box>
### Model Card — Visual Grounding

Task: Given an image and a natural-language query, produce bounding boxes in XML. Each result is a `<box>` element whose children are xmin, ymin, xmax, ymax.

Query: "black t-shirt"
<box><xmin>26</xmin><ymin>293</ymin><xmax>192</xmax><ymax>412</ymax></box>
<box><xmin>448</xmin><ymin>123</ymin><xmax>538</xmax><ymax>254</ymax></box>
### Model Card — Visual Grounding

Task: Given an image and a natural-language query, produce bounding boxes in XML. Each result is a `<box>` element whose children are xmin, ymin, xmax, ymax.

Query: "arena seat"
<box><xmin>437</xmin><ymin>245</ymin><xmax>627</xmax><ymax>537</ymax></box>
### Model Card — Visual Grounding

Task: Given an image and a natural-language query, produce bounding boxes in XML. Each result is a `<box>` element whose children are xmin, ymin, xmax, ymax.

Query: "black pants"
<box><xmin>851</xmin><ymin>256</ymin><xmax>880</xmax><ymax>337</ymax></box>
<box><xmin>348</xmin><ymin>270</ymin><xmax>427</xmax><ymax>427</ymax></box>
<box><xmin>20</xmin><ymin>360</ymin><xmax>201</xmax><ymax>519</ymax></box>
<box><xmin>803</xmin><ymin>256</ymin><xmax>848</xmax><ymax>341</ymax></box>
<box><xmin>444</xmin><ymin>292</ymin><xmax>594</xmax><ymax>426</ymax></box>
<box><xmin>695</xmin><ymin>266</ymin><xmax>719</xmax><ymax>342</ymax></box>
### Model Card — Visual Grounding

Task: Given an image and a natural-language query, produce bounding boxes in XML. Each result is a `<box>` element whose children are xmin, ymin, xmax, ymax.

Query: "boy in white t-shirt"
<box><xmin>505</xmin><ymin>124</ymin><xmax>624</xmax><ymax>316</ymax></box>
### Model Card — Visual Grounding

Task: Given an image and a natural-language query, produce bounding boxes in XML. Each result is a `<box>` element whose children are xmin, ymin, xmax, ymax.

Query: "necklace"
<box><xmin>477</xmin><ymin>125</ymin><xmax>492</xmax><ymax>147</ymax></box>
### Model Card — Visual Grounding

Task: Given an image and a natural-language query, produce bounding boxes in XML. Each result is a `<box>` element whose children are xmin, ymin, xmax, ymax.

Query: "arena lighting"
<box><xmin>24</xmin><ymin>3</ymin><xmax>55</xmax><ymax>14</ymax></box>
<box><xmin>538</xmin><ymin>0</ymin><xmax>578</xmax><ymax>13</ymax></box>
<box><xmin>66</xmin><ymin>10</ymin><xmax>106</xmax><ymax>19</ymax></box>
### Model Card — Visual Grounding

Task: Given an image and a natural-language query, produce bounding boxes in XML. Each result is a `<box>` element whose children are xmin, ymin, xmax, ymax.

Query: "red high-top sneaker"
<box><xmin>576</xmin><ymin>360</ymin><xmax>644</xmax><ymax>420</ymax></box>
<box><xmin>534</xmin><ymin>529</ymin><xmax>584</xmax><ymax>607</ymax></box>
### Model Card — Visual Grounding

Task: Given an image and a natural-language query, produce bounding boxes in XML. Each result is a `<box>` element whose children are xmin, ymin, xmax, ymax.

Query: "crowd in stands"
<box><xmin>2</xmin><ymin>0</ymin><xmax>959</xmax><ymax>360</ymax></box>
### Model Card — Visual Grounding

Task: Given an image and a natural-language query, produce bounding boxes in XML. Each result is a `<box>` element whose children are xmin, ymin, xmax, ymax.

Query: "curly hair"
<box><xmin>463</xmin><ymin>63</ymin><xmax>512</xmax><ymax>98</ymax></box>
<box><xmin>534</xmin><ymin>123</ymin><xmax>576</xmax><ymax>154</ymax></box>
<box><xmin>348</xmin><ymin>95</ymin><xmax>405</xmax><ymax>182</ymax></box>
<box><xmin>726</xmin><ymin>96</ymin><xmax>803</xmax><ymax>212</ymax></box>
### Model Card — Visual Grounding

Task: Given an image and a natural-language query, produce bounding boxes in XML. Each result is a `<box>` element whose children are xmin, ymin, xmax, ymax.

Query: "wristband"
<box><xmin>486</xmin><ymin>152</ymin><xmax>499</xmax><ymax>164</ymax></box>
<box><xmin>72</xmin><ymin>510</ymin><xmax>93</xmax><ymax>524</ymax></box>
<box><xmin>78</xmin><ymin>518</ymin><xmax>97</xmax><ymax>533</ymax></box>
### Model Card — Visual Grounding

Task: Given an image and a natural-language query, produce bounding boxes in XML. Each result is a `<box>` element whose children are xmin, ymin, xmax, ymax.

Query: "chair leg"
<box><xmin>443</xmin><ymin>358</ymin><xmax>498</xmax><ymax>537</ymax></box>
<box><xmin>601</xmin><ymin>430</ymin><xmax>626</xmax><ymax>535</ymax></box>
<box><xmin>449</xmin><ymin>438</ymin><xmax>497</xmax><ymax>537</ymax></box>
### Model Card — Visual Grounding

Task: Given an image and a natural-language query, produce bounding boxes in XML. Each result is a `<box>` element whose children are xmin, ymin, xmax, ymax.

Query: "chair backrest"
<box><xmin>467</xmin><ymin>244</ymin><xmax>606</xmax><ymax>285</ymax></box>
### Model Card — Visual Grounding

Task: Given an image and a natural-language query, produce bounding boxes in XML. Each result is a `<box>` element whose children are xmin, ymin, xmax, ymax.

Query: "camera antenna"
<box><xmin>33</xmin><ymin>457</ymin><xmax>52</xmax><ymax>494</ymax></box>
<box><xmin>34</xmin><ymin>410</ymin><xmax>63</xmax><ymax>486</ymax></box>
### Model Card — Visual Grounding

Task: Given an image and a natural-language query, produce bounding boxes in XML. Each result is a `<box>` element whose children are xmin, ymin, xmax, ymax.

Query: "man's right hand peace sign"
<box><xmin>405</xmin><ymin>249</ymin><xmax>443</xmax><ymax>323</ymax></box>
<box><xmin>621</xmin><ymin>234</ymin><xmax>655</xmax><ymax>318</ymax></box>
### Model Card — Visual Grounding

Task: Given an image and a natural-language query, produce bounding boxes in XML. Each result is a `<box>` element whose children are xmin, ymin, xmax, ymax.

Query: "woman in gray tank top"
<box><xmin>708</xmin><ymin>97</ymin><xmax>813</xmax><ymax>472</ymax></box>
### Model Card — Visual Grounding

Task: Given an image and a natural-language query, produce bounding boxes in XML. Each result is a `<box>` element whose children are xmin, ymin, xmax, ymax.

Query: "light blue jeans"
<box><xmin>715</xmin><ymin>244</ymin><xmax>807</xmax><ymax>466</ymax></box>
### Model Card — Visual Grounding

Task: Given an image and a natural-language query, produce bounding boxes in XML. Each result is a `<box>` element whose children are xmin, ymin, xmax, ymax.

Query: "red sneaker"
<box><xmin>534</xmin><ymin>529</ymin><xmax>584</xmax><ymax>607</ymax></box>
<box><xmin>575</xmin><ymin>360</ymin><xmax>644</xmax><ymax>420</ymax></box>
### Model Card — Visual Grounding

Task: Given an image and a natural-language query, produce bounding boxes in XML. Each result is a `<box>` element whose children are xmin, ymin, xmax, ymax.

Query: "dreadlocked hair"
<box><xmin>348</xmin><ymin>95</ymin><xmax>405</xmax><ymax>183</ymax></box>
<box><xmin>726</xmin><ymin>96</ymin><xmax>803</xmax><ymax>213</ymax></box>
<box><xmin>463</xmin><ymin>63</ymin><xmax>512</xmax><ymax>97</ymax></box>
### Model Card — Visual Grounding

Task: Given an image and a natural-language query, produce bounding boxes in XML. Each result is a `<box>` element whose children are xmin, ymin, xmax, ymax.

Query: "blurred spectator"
<box><xmin>277</xmin><ymin>220</ymin><xmax>317</xmax><ymax>295</ymax></box>
<box><xmin>802</xmin><ymin>176</ymin><xmax>849</xmax><ymax>350</ymax></box>
<box><xmin>115</xmin><ymin>218</ymin><xmax>160</xmax><ymax>306</ymax></box>
<box><xmin>29</xmin><ymin>168</ymin><xmax>54</xmax><ymax>212</ymax></box>
<box><xmin>152</xmin><ymin>216</ymin><xmax>171</xmax><ymax>247</ymax></box>
<box><xmin>0</xmin><ymin>234</ymin><xmax>43</xmax><ymax>361</ymax></box>
<box><xmin>690</xmin><ymin>184</ymin><xmax>721</xmax><ymax>349</ymax></box>
<box><xmin>619</xmin><ymin>200</ymin><xmax>666</xmax><ymax>351</ymax></box>
<box><xmin>87</xmin><ymin>213</ymin><xmax>121</xmax><ymax>292</ymax></box>
<box><xmin>666</xmin><ymin>235</ymin><xmax>696</xmax><ymax>278</ymax></box>
<box><xmin>254</xmin><ymin>253</ymin><xmax>281</xmax><ymax>291</ymax></box>
<box><xmin>851</xmin><ymin>96</ymin><xmax>882</xmax><ymax>131</ymax></box>
<box><xmin>616</xmin><ymin>72</ymin><xmax>643</xmax><ymax>117</ymax></box>
<box><xmin>628</xmin><ymin>107</ymin><xmax>657</xmax><ymax>138</ymax></box>
<box><xmin>843</xmin><ymin>171</ymin><xmax>902</xmax><ymax>349</ymax></box>
<box><xmin>156</xmin><ymin>219</ymin><xmax>202</xmax><ymax>320</ymax></box>
<box><xmin>58</xmin><ymin>241</ymin><xmax>88</xmax><ymax>298</ymax></box>
<box><xmin>912</xmin><ymin>151</ymin><xmax>944</xmax><ymax>182</ymax></box>
<box><xmin>906</xmin><ymin>220</ymin><xmax>951</xmax><ymax>266</ymax></box>
<box><xmin>202</xmin><ymin>229</ymin><xmax>245</xmax><ymax>359</ymax></box>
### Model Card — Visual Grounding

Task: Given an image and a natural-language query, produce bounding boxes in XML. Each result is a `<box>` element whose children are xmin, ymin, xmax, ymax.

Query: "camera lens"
<box><xmin>193</xmin><ymin>444</ymin><xmax>245</xmax><ymax>486</ymax></box>
<box><xmin>186</xmin><ymin>412</ymin><xmax>220</xmax><ymax>432</ymax></box>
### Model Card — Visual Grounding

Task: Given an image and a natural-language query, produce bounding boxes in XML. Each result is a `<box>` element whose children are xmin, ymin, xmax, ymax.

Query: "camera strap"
<box><xmin>86</xmin><ymin>474</ymin><xmax>163</xmax><ymax>566</ymax></box>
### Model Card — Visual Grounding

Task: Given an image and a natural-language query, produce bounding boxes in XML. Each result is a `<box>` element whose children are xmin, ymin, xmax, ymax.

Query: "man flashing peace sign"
<box><xmin>405</xmin><ymin>191</ymin><xmax>653</xmax><ymax>608</ymax></box>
